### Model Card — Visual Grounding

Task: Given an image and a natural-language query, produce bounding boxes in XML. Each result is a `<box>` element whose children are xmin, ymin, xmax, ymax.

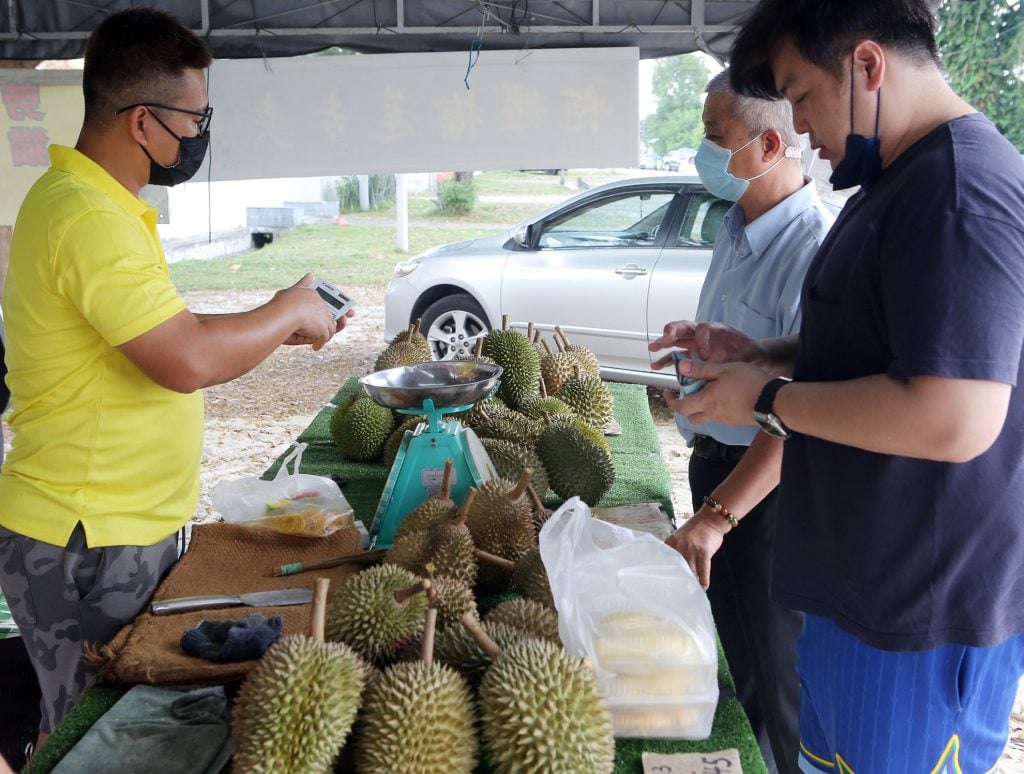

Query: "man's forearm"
<box><xmin>758</xmin><ymin>335</ymin><xmax>799</xmax><ymax>377</ymax></box>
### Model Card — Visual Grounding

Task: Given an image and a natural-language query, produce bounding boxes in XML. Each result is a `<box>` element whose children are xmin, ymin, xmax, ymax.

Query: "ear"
<box><xmin>125</xmin><ymin>106</ymin><xmax>152</xmax><ymax>147</ymax></box>
<box><xmin>852</xmin><ymin>40</ymin><xmax>885</xmax><ymax>92</ymax></box>
<box><xmin>760</xmin><ymin>128</ymin><xmax>783</xmax><ymax>160</ymax></box>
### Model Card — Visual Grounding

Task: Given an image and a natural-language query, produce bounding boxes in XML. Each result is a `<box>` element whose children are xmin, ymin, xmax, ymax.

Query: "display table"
<box><xmin>28</xmin><ymin>379</ymin><xmax>767</xmax><ymax>774</ymax></box>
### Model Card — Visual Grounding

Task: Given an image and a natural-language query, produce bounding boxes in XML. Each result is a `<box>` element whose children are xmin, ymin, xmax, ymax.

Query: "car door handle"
<box><xmin>614</xmin><ymin>264</ymin><xmax>648</xmax><ymax>277</ymax></box>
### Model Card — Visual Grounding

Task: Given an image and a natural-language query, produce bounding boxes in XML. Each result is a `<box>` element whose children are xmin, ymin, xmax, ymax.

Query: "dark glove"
<box><xmin>180</xmin><ymin>613</ymin><xmax>283</xmax><ymax>663</ymax></box>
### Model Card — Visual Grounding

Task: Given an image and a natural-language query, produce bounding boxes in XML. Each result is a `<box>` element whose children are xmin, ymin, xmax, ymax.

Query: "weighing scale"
<box><xmin>360</xmin><ymin>361</ymin><xmax>501</xmax><ymax>548</ymax></box>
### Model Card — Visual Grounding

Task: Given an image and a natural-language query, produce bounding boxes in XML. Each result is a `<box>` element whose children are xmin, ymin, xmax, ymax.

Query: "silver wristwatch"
<box><xmin>753</xmin><ymin>377</ymin><xmax>792</xmax><ymax>439</ymax></box>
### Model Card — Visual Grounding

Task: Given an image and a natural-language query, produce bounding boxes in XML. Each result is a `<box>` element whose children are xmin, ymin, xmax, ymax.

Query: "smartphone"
<box><xmin>312</xmin><ymin>278</ymin><xmax>355</xmax><ymax>321</ymax></box>
<box><xmin>671</xmin><ymin>350</ymin><xmax>706</xmax><ymax>396</ymax></box>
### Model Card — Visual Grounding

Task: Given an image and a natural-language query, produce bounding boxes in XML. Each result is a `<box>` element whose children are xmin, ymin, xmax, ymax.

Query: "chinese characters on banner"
<box><xmin>3</xmin><ymin>84</ymin><xmax>50</xmax><ymax>167</ymax></box>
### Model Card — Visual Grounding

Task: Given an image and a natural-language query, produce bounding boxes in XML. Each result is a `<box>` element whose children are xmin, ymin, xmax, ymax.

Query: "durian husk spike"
<box><xmin>554</xmin><ymin>324</ymin><xmax>574</xmax><ymax>347</ymax></box>
<box><xmin>393</xmin><ymin>577</ymin><xmax>431</xmax><ymax>606</ymax></box>
<box><xmin>541</xmin><ymin>339</ymin><xmax>554</xmax><ymax>356</ymax></box>
<box><xmin>501</xmin><ymin>314</ymin><xmax>510</xmax><ymax>331</ymax></box>
<box><xmin>474</xmin><ymin>548</ymin><xmax>516</xmax><ymax>572</ymax></box>
<box><xmin>459</xmin><ymin>611</ymin><xmax>502</xmax><ymax>661</ymax></box>
<box><xmin>310</xmin><ymin>577</ymin><xmax>330</xmax><ymax>642</ymax></box>
<box><xmin>440</xmin><ymin>459</ymin><xmax>454</xmax><ymax>500</ymax></box>
<box><xmin>509</xmin><ymin>468</ymin><xmax>532</xmax><ymax>502</ymax></box>
<box><xmin>473</xmin><ymin>338</ymin><xmax>485</xmax><ymax>357</ymax></box>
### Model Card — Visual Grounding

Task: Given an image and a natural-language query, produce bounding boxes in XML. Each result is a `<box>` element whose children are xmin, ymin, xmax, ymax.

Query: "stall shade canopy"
<box><xmin>0</xmin><ymin>0</ymin><xmax>758</xmax><ymax>61</ymax></box>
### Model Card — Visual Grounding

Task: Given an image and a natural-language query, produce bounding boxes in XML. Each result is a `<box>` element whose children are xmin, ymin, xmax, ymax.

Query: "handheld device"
<box><xmin>312</xmin><ymin>278</ymin><xmax>355</xmax><ymax>321</ymax></box>
<box><xmin>672</xmin><ymin>350</ymin><xmax>706</xmax><ymax>396</ymax></box>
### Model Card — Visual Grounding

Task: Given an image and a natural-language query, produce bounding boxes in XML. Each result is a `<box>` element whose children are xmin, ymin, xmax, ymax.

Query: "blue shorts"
<box><xmin>797</xmin><ymin>614</ymin><xmax>1024</xmax><ymax>774</ymax></box>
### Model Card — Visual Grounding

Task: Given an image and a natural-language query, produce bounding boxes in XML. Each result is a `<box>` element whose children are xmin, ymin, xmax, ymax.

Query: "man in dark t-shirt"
<box><xmin>663</xmin><ymin>1</ymin><xmax>1024</xmax><ymax>771</ymax></box>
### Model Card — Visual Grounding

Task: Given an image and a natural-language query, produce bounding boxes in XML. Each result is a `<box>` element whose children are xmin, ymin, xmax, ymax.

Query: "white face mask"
<box><xmin>695</xmin><ymin>133</ymin><xmax>801</xmax><ymax>201</ymax></box>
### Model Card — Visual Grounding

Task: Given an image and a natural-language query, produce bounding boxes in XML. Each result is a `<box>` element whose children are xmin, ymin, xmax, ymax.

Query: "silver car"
<box><xmin>383</xmin><ymin>176</ymin><xmax>728</xmax><ymax>388</ymax></box>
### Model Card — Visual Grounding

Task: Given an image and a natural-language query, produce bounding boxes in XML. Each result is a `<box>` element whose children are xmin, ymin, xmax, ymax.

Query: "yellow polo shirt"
<box><xmin>0</xmin><ymin>145</ymin><xmax>204</xmax><ymax>548</ymax></box>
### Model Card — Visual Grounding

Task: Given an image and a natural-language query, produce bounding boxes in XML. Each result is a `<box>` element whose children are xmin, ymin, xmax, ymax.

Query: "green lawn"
<box><xmin>170</xmin><ymin>223</ymin><xmax>504</xmax><ymax>291</ymax></box>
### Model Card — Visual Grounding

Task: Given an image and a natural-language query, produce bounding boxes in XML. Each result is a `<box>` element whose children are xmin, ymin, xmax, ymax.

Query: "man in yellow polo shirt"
<box><xmin>0</xmin><ymin>8</ymin><xmax>350</xmax><ymax>742</ymax></box>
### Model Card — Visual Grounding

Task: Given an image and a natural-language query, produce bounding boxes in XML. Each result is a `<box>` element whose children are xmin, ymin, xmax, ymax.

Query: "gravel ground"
<box><xmin>185</xmin><ymin>286</ymin><xmax>1023</xmax><ymax>769</ymax></box>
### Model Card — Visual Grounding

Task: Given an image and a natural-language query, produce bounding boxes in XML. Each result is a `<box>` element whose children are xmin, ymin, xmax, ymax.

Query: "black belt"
<box><xmin>692</xmin><ymin>434</ymin><xmax>748</xmax><ymax>465</ymax></box>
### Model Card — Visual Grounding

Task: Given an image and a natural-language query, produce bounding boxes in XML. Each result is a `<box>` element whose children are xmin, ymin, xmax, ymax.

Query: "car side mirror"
<box><xmin>513</xmin><ymin>223</ymin><xmax>536</xmax><ymax>249</ymax></box>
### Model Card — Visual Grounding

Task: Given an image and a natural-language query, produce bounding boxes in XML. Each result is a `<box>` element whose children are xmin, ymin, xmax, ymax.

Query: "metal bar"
<box><xmin>0</xmin><ymin>23</ymin><xmax>733</xmax><ymax>41</ymax></box>
<box><xmin>396</xmin><ymin>0</ymin><xmax>404</xmax><ymax>31</ymax></box>
<box><xmin>201</xmin><ymin>0</ymin><xmax>210</xmax><ymax>34</ymax></box>
<box><xmin>592</xmin><ymin>0</ymin><xmax>600</xmax><ymax>29</ymax></box>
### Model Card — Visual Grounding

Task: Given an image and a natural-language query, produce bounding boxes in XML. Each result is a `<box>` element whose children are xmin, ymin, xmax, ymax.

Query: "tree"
<box><xmin>643</xmin><ymin>54</ymin><xmax>712</xmax><ymax>155</ymax></box>
<box><xmin>937</xmin><ymin>0</ymin><xmax>1024</xmax><ymax>151</ymax></box>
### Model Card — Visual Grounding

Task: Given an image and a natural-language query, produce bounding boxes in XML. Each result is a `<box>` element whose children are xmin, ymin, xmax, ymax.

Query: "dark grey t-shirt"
<box><xmin>774</xmin><ymin>114</ymin><xmax>1024</xmax><ymax>651</ymax></box>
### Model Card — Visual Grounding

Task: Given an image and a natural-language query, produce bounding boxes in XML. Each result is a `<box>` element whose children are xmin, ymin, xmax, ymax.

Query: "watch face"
<box><xmin>755</xmin><ymin>412</ymin><xmax>791</xmax><ymax>439</ymax></box>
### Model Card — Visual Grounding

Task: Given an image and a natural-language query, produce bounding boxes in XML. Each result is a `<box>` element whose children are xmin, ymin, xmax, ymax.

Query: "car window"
<box><xmin>537</xmin><ymin>191</ymin><xmax>676</xmax><ymax>249</ymax></box>
<box><xmin>676</xmin><ymin>193</ymin><xmax>731</xmax><ymax>247</ymax></box>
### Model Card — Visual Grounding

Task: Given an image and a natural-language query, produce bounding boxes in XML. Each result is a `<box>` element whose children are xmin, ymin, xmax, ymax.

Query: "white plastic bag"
<box><xmin>539</xmin><ymin>497</ymin><xmax>718</xmax><ymax>739</ymax></box>
<box><xmin>211</xmin><ymin>443</ymin><xmax>354</xmax><ymax>537</ymax></box>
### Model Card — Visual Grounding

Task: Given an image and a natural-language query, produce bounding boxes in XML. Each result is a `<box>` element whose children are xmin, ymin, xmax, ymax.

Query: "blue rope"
<box><xmin>465</xmin><ymin>37</ymin><xmax>484</xmax><ymax>90</ymax></box>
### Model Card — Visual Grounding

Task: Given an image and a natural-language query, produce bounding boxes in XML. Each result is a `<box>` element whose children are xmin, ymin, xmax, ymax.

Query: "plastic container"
<box><xmin>607</xmin><ymin>692</ymin><xmax>718</xmax><ymax>740</ymax></box>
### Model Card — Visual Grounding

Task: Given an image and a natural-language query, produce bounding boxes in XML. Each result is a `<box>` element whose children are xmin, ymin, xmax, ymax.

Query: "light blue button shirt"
<box><xmin>676</xmin><ymin>180</ymin><xmax>834</xmax><ymax>447</ymax></box>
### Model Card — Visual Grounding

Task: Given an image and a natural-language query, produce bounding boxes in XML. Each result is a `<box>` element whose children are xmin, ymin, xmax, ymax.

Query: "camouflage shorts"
<box><xmin>0</xmin><ymin>523</ymin><xmax>179</xmax><ymax>733</ymax></box>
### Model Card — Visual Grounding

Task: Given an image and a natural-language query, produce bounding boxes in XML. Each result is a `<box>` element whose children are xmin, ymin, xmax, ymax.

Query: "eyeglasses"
<box><xmin>114</xmin><ymin>103</ymin><xmax>213</xmax><ymax>135</ymax></box>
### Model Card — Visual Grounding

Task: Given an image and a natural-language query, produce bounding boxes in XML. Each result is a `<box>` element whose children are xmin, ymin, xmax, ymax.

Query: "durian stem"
<box><xmin>440</xmin><ymin>459</ymin><xmax>454</xmax><ymax>500</ymax></box>
<box><xmin>473</xmin><ymin>337</ymin><xmax>484</xmax><ymax>357</ymax></box>
<box><xmin>555</xmin><ymin>324</ymin><xmax>573</xmax><ymax>347</ymax></box>
<box><xmin>474</xmin><ymin>548</ymin><xmax>515</xmax><ymax>571</ymax></box>
<box><xmin>501</xmin><ymin>314</ymin><xmax>510</xmax><ymax>331</ymax></box>
<box><xmin>459</xmin><ymin>612</ymin><xmax>502</xmax><ymax>661</ymax></box>
<box><xmin>421</xmin><ymin>603</ymin><xmax>439</xmax><ymax>666</ymax></box>
<box><xmin>572</xmin><ymin>364</ymin><xmax>582</xmax><ymax>379</ymax></box>
<box><xmin>538</xmin><ymin>375</ymin><xmax>548</xmax><ymax>399</ymax></box>
<box><xmin>509</xmin><ymin>468</ymin><xmax>532</xmax><ymax>502</ymax></box>
<box><xmin>527</xmin><ymin>322</ymin><xmax>534</xmax><ymax>339</ymax></box>
<box><xmin>393</xmin><ymin>578</ymin><xmax>431</xmax><ymax>606</ymax></box>
<box><xmin>533</xmin><ymin>329</ymin><xmax>542</xmax><ymax>344</ymax></box>
<box><xmin>541</xmin><ymin>339</ymin><xmax>554</xmax><ymax>356</ymax></box>
<box><xmin>406</xmin><ymin>322</ymin><xmax>416</xmax><ymax>337</ymax></box>
<box><xmin>458</xmin><ymin>487</ymin><xmax>477</xmax><ymax>519</ymax></box>
<box><xmin>526</xmin><ymin>483</ymin><xmax>548</xmax><ymax>515</ymax></box>
<box><xmin>412</xmin><ymin>318</ymin><xmax>422</xmax><ymax>336</ymax></box>
<box><xmin>310</xmin><ymin>578</ymin><xmax>330</xmax><ymax>643</ymax></box>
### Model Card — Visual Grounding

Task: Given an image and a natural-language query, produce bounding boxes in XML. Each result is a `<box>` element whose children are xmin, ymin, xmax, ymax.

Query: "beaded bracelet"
<box><xmin>703</xmin><ymin>495</ymin><xmax>739</xmax><ymax>528</ymax></box>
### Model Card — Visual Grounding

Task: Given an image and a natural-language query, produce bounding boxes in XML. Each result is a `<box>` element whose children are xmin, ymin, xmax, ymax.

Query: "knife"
<box><xmin>151</xmin><ymin>587</ymin><xmax>313</xmax><ymax>616</ymax></box>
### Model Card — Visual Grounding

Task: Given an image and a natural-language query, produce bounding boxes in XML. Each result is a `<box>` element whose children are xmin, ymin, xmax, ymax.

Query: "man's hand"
<box><xmin>649</xmin><ymin>320</ymin><xmax>768</xmax><ymax>371</ymax></box>
<box><xmin>273</xmin><ymin>274</ymin><xmax>341</xmax><ymax>350</ymax></box>
<box><xmin>661</xmin><ymin>360</ymin><xmax>773</xmax><ymax>426</ymax></box>
<box><xmin>665</xmin><ymin>509</ymin><xmax>726</xmax><ymax>590</ymax></box>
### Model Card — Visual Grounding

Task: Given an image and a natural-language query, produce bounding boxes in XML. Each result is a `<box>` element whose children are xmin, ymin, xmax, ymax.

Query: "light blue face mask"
<box><xmin>694</xmin><ymin>133</ymin><xmax>797</xmax><ymax>201</ymax></box>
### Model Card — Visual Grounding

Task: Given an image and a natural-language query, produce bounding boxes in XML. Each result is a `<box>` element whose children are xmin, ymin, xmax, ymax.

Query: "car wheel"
<box><xmin>419</xmin><ymin>294</ymin><xmax>490</xmax><ymax>360</ymax></box>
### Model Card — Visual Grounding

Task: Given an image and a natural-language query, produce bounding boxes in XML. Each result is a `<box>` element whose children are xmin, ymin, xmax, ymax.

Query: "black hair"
<box><xmin>729</xmin><ymin>0</ymin><xmax>940</xmax><ymax>98</ymax></box>
<box><xmin>82</xmin><ymin>8</ymin><xmax>212</xmax><ymax>128</ymax></box>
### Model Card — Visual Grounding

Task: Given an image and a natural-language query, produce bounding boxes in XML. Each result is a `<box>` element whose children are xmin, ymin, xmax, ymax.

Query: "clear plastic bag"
<box><xmin>538</xmin><ymin>497</ymin><xmax>718</xmax><ymax>739</ymax></box>
<box><xmin>210</xmin><ymin>443</ymin><xmax>354</xmax><ymax>537</ymax></box>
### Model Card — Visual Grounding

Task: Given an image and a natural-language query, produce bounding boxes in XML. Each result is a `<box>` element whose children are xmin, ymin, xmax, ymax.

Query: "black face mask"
<box><xmin>140</xmin><ymin>110</ymin><xmax>210</xmax><ymax>187</ymax></box>
<box><xmin>829</xmin><ymin>56</ymin><xmax>882</xmax><ymax>191</ymax></box>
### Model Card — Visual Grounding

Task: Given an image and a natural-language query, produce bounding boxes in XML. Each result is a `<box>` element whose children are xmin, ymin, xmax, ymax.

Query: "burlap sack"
<box><xmin>100</xmin><ymin>522</ymin><xmax>364</xmax><ymax>685</ymax></box>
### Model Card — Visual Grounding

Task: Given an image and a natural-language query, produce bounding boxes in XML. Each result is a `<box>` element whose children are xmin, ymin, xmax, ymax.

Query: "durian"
<box><xmin>479</xmin><ymin>637</ymin><xmax>615</xmax><ymax>774</ymax></box>
<box><xmin>382</xmin><ymin>414</ymin><xmax>426</xmax><ymax>467</ymax></box>
<box><xmin>330</xmin><ymin>395</ymin><xmax>395</xmax><ymax>462</ymax></box>
<box><xmin>484</xmin><ymin>597</ymin><xmax>560</xmax><ymax>643</ymax></box>
<box><xmin>481</xmin><ymin>315</ymin><xmax>541</xmax><ymax>409</ymax></box>
<box><xmin>555</xmin><ymin>369</ymin><xmax>615</xmax><ymax>431</ymax></box>
<box><xmin>325</xmin><ymin>564</ymin><xmax>430</xmax><ymax>663</ymax></box>
<box><xmin>354</xmin><ymin>601</ymin><xmax>477</xmax><ymax>774</ymax></box>
<box><xmin>387</xmin><ymin>319</ymin><xmax>433</xmax><ymax>361</ymax></box>
<box><xmin>480</xmin><ymin>436</ymin><xmax>549</xmax><ymax>498</ymax></box>
<box><xmin>512</xmin><ymin>547</ymin><xmax>554</xmax><ymax>608</ymax></box>
<box><xmin>393</xmin><ymin>459</ymin><xmax>456</xmax><ymax>539</ymax></box>
<box><xmin>554</xmin><ymin>324</ymin><xmax>601</xmax><ymax>376</ymax></box>
<box><xmin>536</xmin><ymin>422</ymin><xmax>615</xmax><ymax>506</ymax></box>
<box><xmin>538</xmin><ymin>338</ymin><xmax>580</xmax><ymax>396</ymax></box>
<box><xmin>464</xmin><ymin>473</ymin><xmax>537</xmax><ymax>593</ymax></box>
<box><xmin>232</xmin><ymin>578</ymin><xmax>365</xmax><ymax>774</ymax></box>
<box><xmin>432</xmin><ymin>614</ymin><xmax>530</xmax><ymax>684</ymax></box>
